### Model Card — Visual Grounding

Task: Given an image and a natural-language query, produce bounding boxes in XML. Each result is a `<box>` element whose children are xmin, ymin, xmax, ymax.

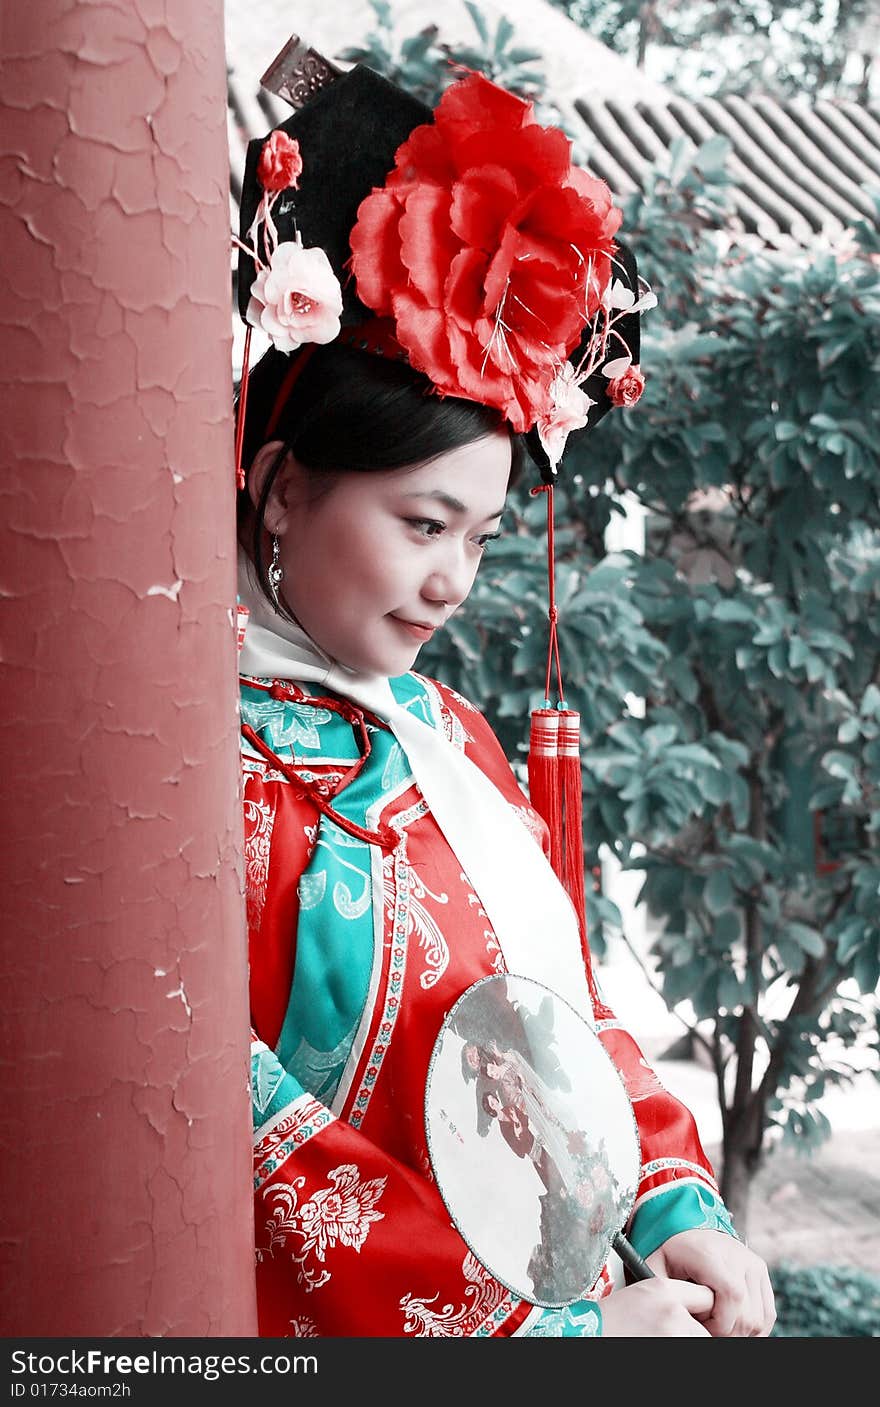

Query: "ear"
<box><xmin>247</xmin><ymin>441</ymin><xmax>307</xmax><ymax>536</ymax></box>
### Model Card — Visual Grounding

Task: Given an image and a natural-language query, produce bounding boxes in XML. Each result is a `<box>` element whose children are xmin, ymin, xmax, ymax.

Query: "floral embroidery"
<box><xmin>321</xmin><ymin>830</ymin><xmax>373</xmax><ymax>920</ymax></box>
<box><xmin>289</xmin><ymin>1028</ymin><xmax>357</xmax><ymax>1105</ymax></box>
<box><xmin>299</xmin><ymin>1164</ymin><xmax>386</xmax><ymax>1257</ymax></box>
<box><xmin>260</xmin><ymin>1164</ymin><xmax>386</xmax><ymax>1293</ymax></box>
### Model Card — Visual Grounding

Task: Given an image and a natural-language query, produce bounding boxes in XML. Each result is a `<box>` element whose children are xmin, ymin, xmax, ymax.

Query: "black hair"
<box><xmin>236</xmin><ymin>342</ymin><xmax>527</xmax><ymax>610</ymax></box>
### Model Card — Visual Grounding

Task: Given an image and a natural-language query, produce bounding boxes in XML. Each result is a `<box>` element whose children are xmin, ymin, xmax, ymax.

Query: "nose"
<box><xmin>421</xmin><ymin>540</ymin><xmax>476</xmax><ymax>612</ymax></box>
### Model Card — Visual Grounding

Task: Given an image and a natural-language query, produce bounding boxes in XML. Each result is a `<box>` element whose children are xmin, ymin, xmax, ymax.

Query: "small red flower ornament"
<box><xmin>349</xmin><ymin>72</ymin><xmax>623</xmax><ymax>434</ymax></box>
<box><xmin>603</xmin><ymin>357</ymin><xmax>646</xmax><ymax>408</ymax></box>
<box><xmin>257</xmin><ymin>131</ymin><xmax>303</xmax><ymax>193</ymax></box>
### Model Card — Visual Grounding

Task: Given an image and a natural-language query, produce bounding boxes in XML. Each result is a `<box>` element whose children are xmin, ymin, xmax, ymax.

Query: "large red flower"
<box><xmin>349</xmin><ymin>73</ymin><xmax>622</xmax><ymax>432</ymax></box>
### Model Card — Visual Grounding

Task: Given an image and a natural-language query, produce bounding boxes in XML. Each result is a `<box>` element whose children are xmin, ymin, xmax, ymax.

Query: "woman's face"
<box><xmin>267</xmin><ymin>430</ymin><xmax>512</xmax><ymax>676</ymax></box>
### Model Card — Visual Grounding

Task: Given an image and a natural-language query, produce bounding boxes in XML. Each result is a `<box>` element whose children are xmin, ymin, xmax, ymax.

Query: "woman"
<box><xmin>234</xmin><ymin>50</ymin><xmax>776</xmax><ymax>1338</ymax></box>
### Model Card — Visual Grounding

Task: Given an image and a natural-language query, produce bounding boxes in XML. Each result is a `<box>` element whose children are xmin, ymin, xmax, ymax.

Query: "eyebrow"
<box><xmin>402</xmin><ymin>489</ymin><xmax>506</xmax><ymax>521</ymax></box>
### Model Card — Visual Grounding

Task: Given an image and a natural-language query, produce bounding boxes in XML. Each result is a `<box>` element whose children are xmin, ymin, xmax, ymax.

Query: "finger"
<box><xmin>698</xmin><ymin>1269</ymin><xmax>741</xmax><ymax>1337</ymax></box>
<box><xmin>728</xmin><ymin>1267</ymin><xmax>765</xmax><ymax>1337</ymax></box>
<box><xmin>675</xmin><ymin>1280</ymin><xmax>716</xmax><ymax>1320</ymax></box>
<box><xmin>754</xmin><ymin>1266</ymin><xmax>778</xmax><ymax>1337</ymax></box>
<box><xmin>736</xmin><ymin>1262</ymin><xmax>779</xmax><ymax>1337</ymax></box>
<box><xmin>644</xmin><ymin>1247</ymin><xmax>667</xmax><ymax>1277</ymax></box>
<box><xmin>742</xmin><ymin>1264</ymin><xmax>775</xmax><ymax>1337</ymax></box>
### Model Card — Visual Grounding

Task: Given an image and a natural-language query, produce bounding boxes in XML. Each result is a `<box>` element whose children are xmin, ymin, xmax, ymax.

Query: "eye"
<box><xmin>474</xmin><ymin>530</ymin><xmax>502</xmax><ymax>551</ymax></box>
<box><xmin>406</xmin><ymin>517</ymin><xmax>446</xmax><ymax>538</ymax></box>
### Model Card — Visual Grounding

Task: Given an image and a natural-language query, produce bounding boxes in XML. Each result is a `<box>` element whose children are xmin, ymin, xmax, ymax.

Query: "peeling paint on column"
<box><xmin>0</xmin><ymin>1</ymin><xmax>257</xmax><ymax>1335</ymax></box>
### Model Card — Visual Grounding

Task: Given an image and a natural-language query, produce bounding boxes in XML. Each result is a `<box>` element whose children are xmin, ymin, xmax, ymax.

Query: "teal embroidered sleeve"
<box><xmin>628</xmin><ymin>1184</ymin><xmax>739</xmax><ymax>1261</ymax></box>
<box><xmin>252</xmin><ymin>1038</ymin><xmax>309</xmax><ymax>1131</ymax></box>
<box><xmin>522</xmin><ymin>1300</ymin><xmax>603</xmax><ymax>1337</ymax></box>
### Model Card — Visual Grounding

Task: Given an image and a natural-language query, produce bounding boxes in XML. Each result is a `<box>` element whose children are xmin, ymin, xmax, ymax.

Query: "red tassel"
<box><xmin>528</xmin><ymin>708</ymin><xmax>562</xmax><ymax>876</ymax></box>
<box><xmin>526</xmin><ymin>481</ymin><xmax>598</xmax><ymax>1000</ymax></box>
<box><xmin>558</xmin><ymin>708</ymin><xmax>589</xmax><ymax>969</ymax></box>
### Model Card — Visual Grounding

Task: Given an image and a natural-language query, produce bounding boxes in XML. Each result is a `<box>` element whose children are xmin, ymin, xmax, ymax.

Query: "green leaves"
<box><xmin>704</xmin><ymin>868</ymin><xmax>735</xmax><ymax>915</ymax></box>
<box><xmin>785</xmin><ymin>922</ymin><xmax>826</xmax><ymax>959</ymax></box>
<box><xmin>338</xmin><ymin>0</ymin><xmax>547</xmax><ymax>106</ymax></box>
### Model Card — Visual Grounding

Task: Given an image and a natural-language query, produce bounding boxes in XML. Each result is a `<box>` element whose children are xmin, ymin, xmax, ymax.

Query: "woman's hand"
<box><xmin>646</xmin><ymin>1229</ymin><xmax>777</xmax><ymax>1337</ymax></box>
<box><xmin>600</xmin><ymin>1277</ymin><xmax>715</xmax><ymax>1337</ymax></box>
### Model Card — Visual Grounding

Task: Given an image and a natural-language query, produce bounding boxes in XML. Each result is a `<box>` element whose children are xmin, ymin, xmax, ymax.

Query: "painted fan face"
<box><xmin>425</xmin><ymin>973</ymin><xmax>641</xmax><ymax>1306</ymax></box>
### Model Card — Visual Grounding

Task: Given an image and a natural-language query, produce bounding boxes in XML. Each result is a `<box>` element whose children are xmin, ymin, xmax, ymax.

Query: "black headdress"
<box><xmin>235</xmin><ymin>38</ymin><xmax>649</xmax><ymax>484</ymax></box>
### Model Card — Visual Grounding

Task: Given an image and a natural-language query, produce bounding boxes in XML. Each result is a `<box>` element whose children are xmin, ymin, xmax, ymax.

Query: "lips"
<box><xmin>390</xmin><ymin>615</ymin><xmax>438</xmax><ymax>643</ymax></box>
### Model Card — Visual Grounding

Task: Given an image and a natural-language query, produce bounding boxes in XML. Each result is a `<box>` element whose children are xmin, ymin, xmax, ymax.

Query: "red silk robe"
<box><xmin>242</xmin><ymin>668</ymin><xmax>731</xmax><ymax>1337</ymax></box>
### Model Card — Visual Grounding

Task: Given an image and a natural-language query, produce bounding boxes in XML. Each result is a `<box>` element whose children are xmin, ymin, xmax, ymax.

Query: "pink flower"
<box><xmin>257</xmin><ymin>131</ymin><xmax>303</xmax><ymax>193</ymax></box>
<box><xmin>536</xmin><ymin>362</ymin><xmax>594</xmax><ymax>470</ymax></box>
<box><xmin>603</xmin><ymin>356</ymin><xmax>646</xmax><ymax>408</ymax></box>
<box><xmin>589</xmin><ymin>1204</ymin><xmax>606</xmax><ymax>1235</ymax></box>
<box><xmin>246</xmin><ymin>239</ymin><xmax>343</xmax><ymax>354</ymax></box>
<box><xmin>592</xmin><ymin>1164</ymin><xmax>610</xmax><ymax>1192</ymax></box>
<box><xmin>575</xmin><ymin>1181</ymin><xmax>596</xmax><ymax>1210</ymax></box>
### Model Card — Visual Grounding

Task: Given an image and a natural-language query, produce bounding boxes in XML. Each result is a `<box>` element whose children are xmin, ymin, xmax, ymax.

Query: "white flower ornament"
<box><xmin>247</xmin><ymin>236</ymin><xmax>343</xmax><ymax>354</ymax></box>
<box><xmin>537</xmin><ymin>362</ymin><xmax>595</xmax><ymax>472</ymax></box>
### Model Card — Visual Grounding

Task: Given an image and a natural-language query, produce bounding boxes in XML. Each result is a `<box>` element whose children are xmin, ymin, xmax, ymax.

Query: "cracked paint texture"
<box><xmin>0</xmin><ymin>1</ymin><xmax>257</xmax><ymax>1336</ymax></box>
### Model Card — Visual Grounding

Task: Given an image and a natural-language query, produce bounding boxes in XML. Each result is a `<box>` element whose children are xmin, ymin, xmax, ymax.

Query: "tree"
<box><xmin>338</xmin><ymin>0</ymin><xmax>546</xmax><ymax>106</ymax></box>
<box><xmin>546</xmin><ymin>0</ymin><xmax>879</xmax><ymax>101</ymax></box>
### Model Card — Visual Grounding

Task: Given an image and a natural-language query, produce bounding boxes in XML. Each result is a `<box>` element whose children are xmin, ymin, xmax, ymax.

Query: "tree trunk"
<box><xmin>0</xmin><ymin>0</ymin><xmax>257</xmax><ymax>1336</ymax></box>
<box><xmin>637</xmin><ymin>2</ymin><xmax>656</xmax><ymax>69</ymax></box>
<box><xmin>720</xmin><ymin>1083</ymin><xmax>767</xmax><ymax>1236</ymax></box>
<box><xmin>719</xmin><ymin>1136</ymin><xmax>754</xmax><ymax>1238</ymax></box>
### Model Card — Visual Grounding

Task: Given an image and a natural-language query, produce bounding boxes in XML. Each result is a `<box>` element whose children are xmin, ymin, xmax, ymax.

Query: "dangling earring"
<box><xmin>267</xmin><ymin>535</ymin><xmax>284</xmax><ymax>609</ymax></box>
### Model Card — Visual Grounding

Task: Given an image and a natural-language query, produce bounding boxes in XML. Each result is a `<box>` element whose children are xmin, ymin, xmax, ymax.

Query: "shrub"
<box><xmin>770</xmin><ymin>1262</ymin><xmax>880</xmax><ymax>1337</ymax></box>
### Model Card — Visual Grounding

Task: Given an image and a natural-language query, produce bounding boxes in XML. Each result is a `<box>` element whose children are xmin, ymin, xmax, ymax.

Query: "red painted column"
<box><xmin>0</xmin><ymin>2</ymin><xmax>257</xmax><ymax>1335</ymax></box>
